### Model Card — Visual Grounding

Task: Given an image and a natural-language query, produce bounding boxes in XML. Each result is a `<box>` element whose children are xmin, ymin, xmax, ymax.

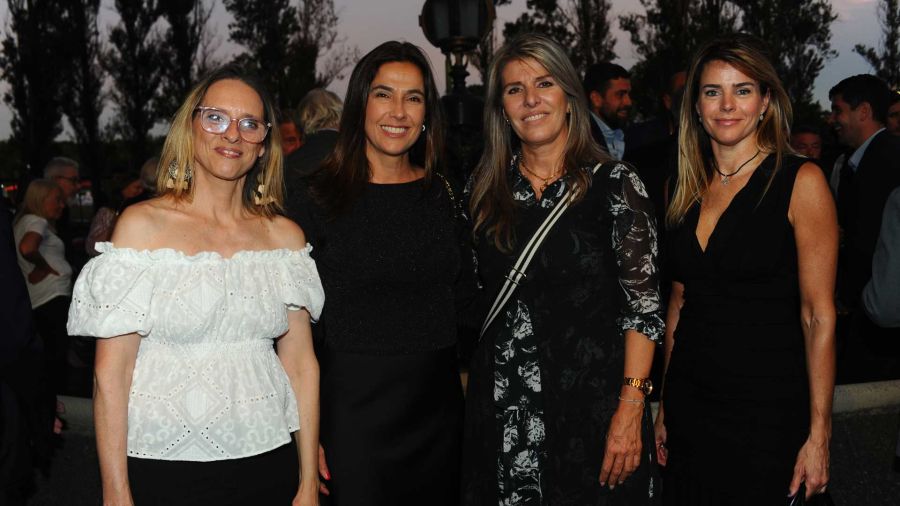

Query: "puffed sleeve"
<box><xmin>66</xmin><ymin>242</ymin><xmax>156</xmax><ymax>338</ymax></box>
<box><xmin>606</xmin><ymin>163</ymin><xmax>665</xmax><ymax>342</ymax></box>
<box><xmin>277</xmin><ymin>246</ymin><xmax>325</xmax><ymax>322</ymax></box>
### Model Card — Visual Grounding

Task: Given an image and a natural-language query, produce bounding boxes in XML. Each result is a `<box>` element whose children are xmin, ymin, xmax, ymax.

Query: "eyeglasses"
<box><xmin>194</xmin><ymin>107</ymin><xmax>271</xmax><ymax>144</ymax></box>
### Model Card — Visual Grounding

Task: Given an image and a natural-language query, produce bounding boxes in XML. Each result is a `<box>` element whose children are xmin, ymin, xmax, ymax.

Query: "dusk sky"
<box><xmin>0</xmin><ymin>0</ymin><xmax>889</xmax><ymax>139</ymax></box>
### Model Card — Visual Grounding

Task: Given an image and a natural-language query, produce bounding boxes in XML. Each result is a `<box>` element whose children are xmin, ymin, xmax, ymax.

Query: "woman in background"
<box><xmin>14</xmin><ymin>179</ymin><xmax>72</xmax><ymax>409</ymax></box>
<box><xmin>655</xmin><ymin>35</ymin><xmax>836</xmax><ymax>505</ymax></box>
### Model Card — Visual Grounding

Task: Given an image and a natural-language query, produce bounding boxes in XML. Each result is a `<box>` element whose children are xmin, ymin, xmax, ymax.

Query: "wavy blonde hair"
<box><xmin>667</xmin><ymin>35</ymin><xmax>794</xmax><ymax>228</ymax></box>
<box><xmin>15</xmin><ymin>179</ymin><xmax>61</xmax><ymax>227</ymax></box>
<box><xmin>156</xmin><ymin>65</ymin><xmax>284</xmax><ymax>218</ymax></box>
<box><xmin>469</xmin><ymin>33</ymin><xmax>606</xmax><ymax>252</ymax></box>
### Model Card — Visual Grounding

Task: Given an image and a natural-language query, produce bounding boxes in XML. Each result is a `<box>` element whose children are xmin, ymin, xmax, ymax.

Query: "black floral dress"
<box><xmin>462</xmin><ymin>156</ymin><xmax>664</xmax><ymax>506</ymax></box>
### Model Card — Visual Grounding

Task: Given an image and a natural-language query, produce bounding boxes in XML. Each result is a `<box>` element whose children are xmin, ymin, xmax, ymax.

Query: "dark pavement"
<box><xmin>24</xmin><ymin>399</ymin><xmax>900</xmax><ymax>505</ymax></box>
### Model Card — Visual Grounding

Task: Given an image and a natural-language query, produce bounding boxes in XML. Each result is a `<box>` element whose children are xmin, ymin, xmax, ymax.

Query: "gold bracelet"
<box><xmin>618</xmin><ymin>395</ymin><xmax>645</xmax><ymax>405</ymax></box>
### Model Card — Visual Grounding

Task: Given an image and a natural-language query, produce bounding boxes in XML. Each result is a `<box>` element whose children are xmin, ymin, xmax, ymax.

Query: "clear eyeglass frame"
<box><xmin>194</xmin><ymin>106</ymin><xmax>271</xmax><ymax>144</ymax></box>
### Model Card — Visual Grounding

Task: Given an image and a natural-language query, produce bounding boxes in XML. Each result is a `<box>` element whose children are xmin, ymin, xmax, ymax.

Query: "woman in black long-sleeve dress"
<box><xmin>286</xmin><ymin>41</ymin><xmax>474</xmax><ymax>505</ymax></box>
<box><xmin>462</xmin><ymin>33</ymin><xmax>663</xmax><ymax>506</ymax></box>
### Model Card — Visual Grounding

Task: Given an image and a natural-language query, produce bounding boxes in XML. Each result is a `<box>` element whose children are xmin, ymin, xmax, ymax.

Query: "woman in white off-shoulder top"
<box><xmin>67</xmin><ymin>66</ymin><xmax>324</xmax><ymax>506</ymax></box>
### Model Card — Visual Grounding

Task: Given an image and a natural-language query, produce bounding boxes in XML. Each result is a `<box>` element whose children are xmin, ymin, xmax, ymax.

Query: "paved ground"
<box><xmin>23</xmin><ymin>399</ymin><xmax>900</xmax><ymax>505</ymax></box>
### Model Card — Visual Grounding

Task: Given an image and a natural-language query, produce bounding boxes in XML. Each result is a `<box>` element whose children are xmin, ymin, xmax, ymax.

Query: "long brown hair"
<box><xmin>667</xmin><ymin>35</ymin><xmax>794</xmax><ymax>228</ymax></box>
<box><xmin>310</xmin><ymin>41</ymin><xmax>445</xmax><ymax>217</ymax></box>
<box><xmin>469</xmin><ymin>33</ymin><xmax>606</xmax><ymax>253</ymax></box>
<box><xmin>157</xmin><ymin>65</ymin><xmax>284</xmax><ymax>218</ymax></box>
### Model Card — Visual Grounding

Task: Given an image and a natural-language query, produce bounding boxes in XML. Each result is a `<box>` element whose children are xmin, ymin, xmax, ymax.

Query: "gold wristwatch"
<box><xmin>623</xmin><ymin>377</ymin><xmax>653</xmax><ymax>396</ymax></box>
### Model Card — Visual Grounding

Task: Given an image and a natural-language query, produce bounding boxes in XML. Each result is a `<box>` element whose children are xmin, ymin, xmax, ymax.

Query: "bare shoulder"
<box><xmin>263</xmin><ymin>215</ymin><xmax>307</xmax><ymax>250</ymax></box>
<box><xmin>110</xmin><ymin>197</ymin><xmax>176</xmax><ymax>249</ymax></box>
<box><xmin>789</xmin><ymin>161</ymin><xmax>836</xmax><ymax>223</ymax></box>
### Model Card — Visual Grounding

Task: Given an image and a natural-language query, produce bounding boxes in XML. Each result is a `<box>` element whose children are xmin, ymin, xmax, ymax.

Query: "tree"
<box><xmin>104</xmin><ymin>0</ymin><xmax>166</xmax><ymax>167</ymax></box>
<box><xmin>854</xmin><ymin>0</ymin><xmax>900</xmax><ymax>89</ymax></box>
<box><xmin>504</xmin><ymin>0</ymin><xmax>615</xmax><ymax>72</ymax></box>
<box><xmin>738</xmin><ymin>0</ymin><xmax>837</xmax><ymax>124</ymax></box>
<box><xmin>60</xmin><ymin>0</ymin><xmax>106</xmax><ymax>181</ymax></box>
<box><xmin>225</xmin><ymin>0</ymin><xmax>355</xmax><ymax>110</ymax></box>
<box><xmin>157</xmin><ymin>0</ymin><xmax>214</xmax><ymax>118</ymax></box>
<box><xmin>0</xmin><ymin>0</ymin><xmax>71</xmax><ymax>175</ymax></box>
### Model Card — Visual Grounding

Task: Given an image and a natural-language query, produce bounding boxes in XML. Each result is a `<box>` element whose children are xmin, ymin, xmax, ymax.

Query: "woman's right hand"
<box><xmin>653</xmin><ymin>409</ymin><xmax>668</xmax><ymax>466</ymax></box>
<box><xmin>27</xmin><ymin>264</ymin><xmax>59</xmax><ymax>284</ymax></box>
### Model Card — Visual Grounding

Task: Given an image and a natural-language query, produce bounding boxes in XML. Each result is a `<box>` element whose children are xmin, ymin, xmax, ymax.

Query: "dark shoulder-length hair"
<box><xmin>469</xmin><ymin>33</ymin><xmax>606</xmax><ymax>253</ymax></box>
<box><xmin>157</xmin><ymin>64</ymin><xmax>283</xmax><ymax>218</ymax></box>
<box><xmin>310</xmin><ymin>41</ymin><xmax>445</xmax><ymax>217</ymax></box>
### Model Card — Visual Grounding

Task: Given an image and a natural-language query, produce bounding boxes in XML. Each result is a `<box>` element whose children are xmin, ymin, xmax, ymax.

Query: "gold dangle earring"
<box><xmin>166</xmin><ymin>160</ymin><xmax>192</xmax><ymax>191</ymax></box>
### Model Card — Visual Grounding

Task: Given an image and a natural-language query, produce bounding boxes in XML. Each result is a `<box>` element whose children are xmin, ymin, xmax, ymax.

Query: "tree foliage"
<box><xmin>504</xmin><ymin>0</ymin><xmax>615</xmax><ymax>72</ymax></box>
<box><xmin>224</xmin><ymin>0</ymin><xmax>356</xmax><ymax>110</ymax></box>
<box><xmin>60</xmin><ymin>0</ymin><xmax>105</xmax><ymax>179</ymax></box>
<box><xmin>737</xmin><ymin>0</ymin><xmax>837</xmax><ymax>124</ymax></box>
<box><xmin>104</xmin><ymin>0</ymin><xmax>166</xmax><ymax>167</ymax></box>
<box><xmin>620</xmin><ymin>0</ymin><xmax>836</xmax><ymax>122</ymax></box>
<box><xmin>854</xmin><ymin>0</ymin><xmax>900</xmax><ymax>89</ymax></box>
<box><xmin>158</xmin><ymin>0</ymin><xmax>214</xmax><ymax>118</ymax></box>
<box><xmin>0</xmin><ymin>0</ymin><xmax>72</xmax><ymax>174</ymax></box>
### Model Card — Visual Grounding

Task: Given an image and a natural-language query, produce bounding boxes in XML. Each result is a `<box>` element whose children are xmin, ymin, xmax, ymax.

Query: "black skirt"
<box><xmin>319</xmin><ymin>346</ymin><xmax>463</xmax><ymax>506</ymax></box>
<box><xmin>128</xmin><ymin>440</ymin><xmax>299</xmax><ymax>505</ymax></box>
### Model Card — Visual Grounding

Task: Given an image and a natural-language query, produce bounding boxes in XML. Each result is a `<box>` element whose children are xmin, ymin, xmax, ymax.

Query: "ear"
<box><xmin>662</xmin><ymin>93</ymin><xmax>673</xmax><ymax>111</ymax></box>
<box><xmin>589</xmin><ymin>90</ymin><xmax>603</xmax><ymax>110</ymax></box>
<box><xmin>761</xmin><ymin>91</ymin><xmax>771</xmax><ymax>115</ymax></box>
<box><xmin>857</xmin><ymin>101</ymin><xmax>873</xmax><ymax>122</ymax></box>
<box><xmin>258</xmin><ymin>144</ymin><xmax>266</xmax><ymax>159</ymax></box>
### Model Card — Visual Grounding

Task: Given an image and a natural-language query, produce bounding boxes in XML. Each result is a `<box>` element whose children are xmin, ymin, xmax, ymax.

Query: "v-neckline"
<box><xmin>693</xmin><ymin>155</ymin><xmax>768</xmax><ymax>254</ymax></box>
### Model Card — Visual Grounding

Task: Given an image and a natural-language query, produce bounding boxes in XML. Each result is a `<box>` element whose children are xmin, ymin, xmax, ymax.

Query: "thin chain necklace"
<box><xmin>520</xmin><ymin>160</ymin><xmax>562</xmax><ymax>193</ymax></box>
<box><xmin>714</xmin><ymin>149</ymin><xmax>761</xmax><ymax>185</ymax></box>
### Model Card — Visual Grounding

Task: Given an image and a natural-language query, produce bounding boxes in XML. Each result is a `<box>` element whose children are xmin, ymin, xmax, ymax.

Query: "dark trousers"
<box><xmin>32</xmin><ymin>296</ymin><xmax>70</xmax><ymax>396</ymax></box>
<box><xmin>127</xmin><ymin>440</ymin><xmax>299</xmax><ymax>505</ymax></box>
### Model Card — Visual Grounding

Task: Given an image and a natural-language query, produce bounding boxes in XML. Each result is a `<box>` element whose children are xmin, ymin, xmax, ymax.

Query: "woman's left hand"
<box><xmin>599</xmin><ymin>401</ymin><xmax>643</xmax><ymax>489</ymax></box>
<box><xmin>788</xmin><ymin>436</ymin><xmax>829</xmax><ymax>500</ymax></box>
<box><xmin>292</xmin><ymin>478</ymin><xmax>320</xmax><ymax>506</ymax></box>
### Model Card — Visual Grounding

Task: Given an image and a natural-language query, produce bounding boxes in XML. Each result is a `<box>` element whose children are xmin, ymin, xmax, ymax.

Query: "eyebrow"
<box><xmin>701</xmin><ymin>82</ymin><xmax>757</xmax><ymax>89</ymax></box>
<box><xmin>503</xmin><ymin>74</ymin><xmax>553</xmax><ymax>89</ymax></box>
<box><xmin>370</xmin><ymin>84</ymin><xmax>425</xmax><ymax>96</ymax></box>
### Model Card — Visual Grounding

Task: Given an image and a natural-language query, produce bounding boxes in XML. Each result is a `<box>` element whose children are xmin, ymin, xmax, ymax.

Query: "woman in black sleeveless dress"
<box><xmin>286</xmin><ymin>42</ymin><xmax>475</xmax><ymax>505</ymax></box>
<box><xmin>655</xmin><ymin>36</ymin><xmax>837</xmax><ymax>505</ymax></box>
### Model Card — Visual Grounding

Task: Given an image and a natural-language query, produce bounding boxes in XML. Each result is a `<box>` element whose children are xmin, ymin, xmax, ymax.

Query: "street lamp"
<box><xmin>419</xmin><ymin>0</ymin><xmax>495</xmax><ymax>128</ymax></box>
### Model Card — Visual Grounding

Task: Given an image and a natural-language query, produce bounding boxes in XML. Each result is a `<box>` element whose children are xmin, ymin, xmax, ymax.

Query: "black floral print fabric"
<box><xmin>463</xmin><ymin>155</ymin><xmax>663</xmax><ymax>506</ymax></box>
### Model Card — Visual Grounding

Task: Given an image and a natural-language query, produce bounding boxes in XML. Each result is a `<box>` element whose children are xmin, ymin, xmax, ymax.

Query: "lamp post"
<box><xmin>420</xmin><ymin>0</ymin><xmax>494</xmax><ymax>183</ymax></box>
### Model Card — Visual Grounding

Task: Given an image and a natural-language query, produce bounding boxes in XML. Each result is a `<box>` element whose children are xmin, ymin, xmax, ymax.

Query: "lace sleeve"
<box><xmin>607</xmin><ymin>163</ymin><xmax>665</xmax><ymax>342</ymax></box>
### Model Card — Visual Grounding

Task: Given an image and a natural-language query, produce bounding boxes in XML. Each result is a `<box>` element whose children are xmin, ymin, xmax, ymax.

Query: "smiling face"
<box><xmin>42</xmin><ymin>187</ymin><xmax>65</xmax><ymax>221</ymax></box>
<box><xmin>192</xmin><ymin>79</ymin><xmax>267</xmax><ymax>182</ymax></box>
<box><xmin>790</xmin><ymin>132</ymin><xmax>822</xmax><ymax>160</ymax></box>
<box><xmin>592</xmin><ymin>77</ymin><xmax>632</xmax><ymax>128</ymax></box>
<box><xmin>696</xmin><ymin>60</ymin><xmax>769</xmax><ymax>149</ymax></box>
<box><xmin>501</xmin><ymin>57</ymin><xmax>570</xmax><ymax>151</ymax></box>
<box><xmin>363</xmin><ymin>61</ymin><xmax>426</xmax><ymax>166</ymax></box>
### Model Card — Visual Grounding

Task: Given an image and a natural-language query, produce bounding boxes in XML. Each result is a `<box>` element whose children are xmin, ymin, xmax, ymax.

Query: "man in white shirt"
<box><xmin>583</xmin><ymin>63</ymin><xmax>632</xmax><ymax>160</ymax></box>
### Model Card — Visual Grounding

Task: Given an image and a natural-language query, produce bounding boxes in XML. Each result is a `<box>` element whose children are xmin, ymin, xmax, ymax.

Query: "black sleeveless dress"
<box><xmin>663</xmin><ymin>154</ymin><xmax>810</xmax><ymax>505</ymax></box>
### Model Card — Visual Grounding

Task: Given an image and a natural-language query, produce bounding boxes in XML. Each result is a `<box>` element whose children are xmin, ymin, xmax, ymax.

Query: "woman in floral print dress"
<box><xmin>462</xmin><ymin>33</ymin><xmax>663</xmax><ymax>506</ymax></box>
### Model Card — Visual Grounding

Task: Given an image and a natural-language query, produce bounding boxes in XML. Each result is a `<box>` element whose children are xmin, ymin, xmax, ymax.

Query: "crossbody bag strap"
<box><xmin>480</xmin><ymin>161</ymin><xmax>605</xmax><ymax>337</ymax></box>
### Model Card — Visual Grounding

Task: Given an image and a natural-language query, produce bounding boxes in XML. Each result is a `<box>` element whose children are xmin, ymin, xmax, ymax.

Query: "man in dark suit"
<box><xmin>829</xmin><ymin>74</ymin><xmax>900</xmax><ymax>381</ymax></box>
<box><xmin>283</xmin><ymin>88</ymin><xmax>343</xmax><ymax>221</ymax></box>
<box><xmin>582</xmin><ymin>63</ymin><xmax>632</xmax><ymax>160</ymax></box>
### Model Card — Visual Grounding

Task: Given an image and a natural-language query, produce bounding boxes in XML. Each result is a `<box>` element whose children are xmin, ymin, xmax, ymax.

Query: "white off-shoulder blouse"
<box><xmin>67</xmin><ymin>242</ymin><xmax>324</xmax><ymax>462</ymax></box>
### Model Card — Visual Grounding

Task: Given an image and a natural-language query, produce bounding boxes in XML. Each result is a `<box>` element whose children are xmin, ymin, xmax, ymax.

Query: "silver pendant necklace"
<box><xmin>715</xmin><ymin>149</ymin><xmax>761</xmax><ymax>185</ymax></box>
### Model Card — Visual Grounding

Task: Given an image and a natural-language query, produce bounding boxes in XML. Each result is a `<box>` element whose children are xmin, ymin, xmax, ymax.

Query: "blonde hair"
<box><xmin>667</xmin><ymin>35</ymin><xmax>794</xmax><ymax>228</ymax></box>
<box><xmin>156</xmin><ymin>65</ymin><xmax>284</xmax><ymax>218</ymax></box>
<box><xmin>296</xmin><ymin>88</ymin><xmax>343</xmax><ymax>134</ymax></box>
<box><xmin>469</xmin><ymin>33</ymin><xmax>606</xmax><ymax>252</ymax></box>
<box><xmin>15</xmin><ymin>179</ymin><xmax>61</xmax><ymax>226</ymax></box>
